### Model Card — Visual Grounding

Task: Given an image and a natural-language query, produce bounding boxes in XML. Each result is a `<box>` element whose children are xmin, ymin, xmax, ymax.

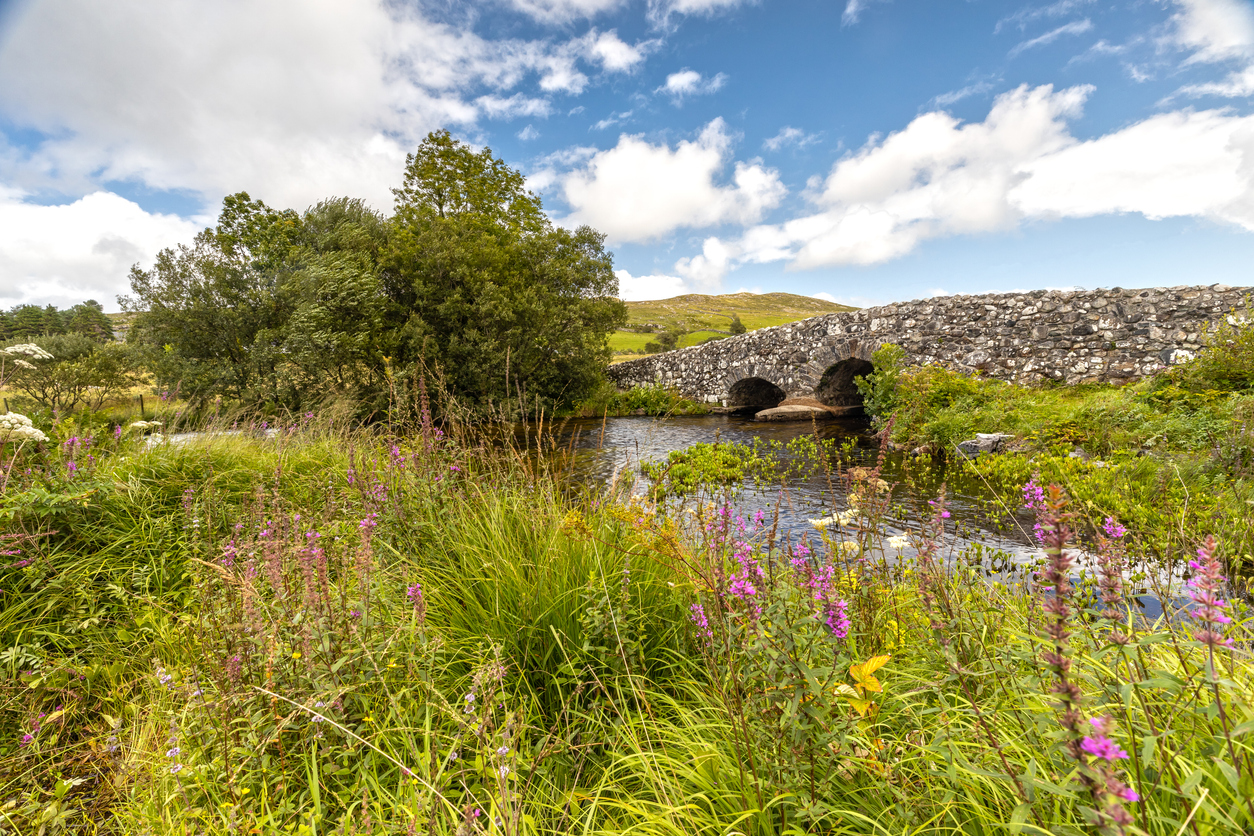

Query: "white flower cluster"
<box><xmin>1</xmin><ymin>344</ymin><xmax>54</xmax><ymax>361</ymax></box>
<box><xmin>0</xmin><ymin>412</ymin><xmax>49</xmax><ymax>443</ymax></box>
<box><xmin>129</xmin><ymin>420</ymin><xmax>163</xmax><ymax>432</ymax></box>
<box><xmin>809</xmin><ymin>508</ymin><xmax>859</xmax><ymax>530</ymax></box>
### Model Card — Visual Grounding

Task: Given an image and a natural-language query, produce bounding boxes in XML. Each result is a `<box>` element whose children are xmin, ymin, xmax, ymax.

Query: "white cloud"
<box><xmin>659</xmin><ymin>69</ymin><xmax>727</xmax><ymax>100</ymax></box>
<box><xmin>1167</xmin><ymin>0</ymin><xmax>1254</xmax><ymax>99</ymax></box>
<box><xmin>517</xmin><ymin>125</ymin><xmax>541</xmax><ymax>141</ymax></box>
<box><xmin>707</xmin><ymin>84</ymin><xmax>1254</xmax><ymax>274</ymax></box>
<box><xmin>0</xmin><ymin>190</ymin><xmax>204</xmax><ymax>309</ymax></box>
<box><xmin>561</xmin><ymin>118</ymin><xmax>785</xmax><ymax>241</ymax></box>
<box><xmin>589</xmin><ymin>30</ymin><xmax>649</xmax><ymax>72</ymax></box>
<box><xmin>675</xmin><ymin>236</ymin><xmax>735</xmax><ymax>287</ymax></box>
<box><xmin>614</xmin><ymin>268</ymin><xmax>691</xmax><ymax>300</ymax></box>
<box><xmin>1012</xmin><ymin>108</ymin><xmax>1254</xmax><ymax>227</ymax></box>
<box><xmin>1008</xmin><ymin>19</ymin><xmax>1094</xmax><ymax>58</ymax></box>
<box><xmin>0</xmin><ymin>0</ymin><xmax>619</xmax><ymax>213</ymax></box>
<box><xmin>648</xmin><ymin>0</ymin><xmax>752</xmax><ymax>25</ymax></box>
<box><xmin>811</xmin><ymin>291</ymin><xmax>839</xmax><ymax>303</ymax></box>
<box><xmin>763</xmin><ymin>126</ymin><xmax>819</xmax><ymax>151</ymax></box>
<box><xmin>1169</xmin><ymin>0</ymin><xmax>1254</xmax><ymax>64</ymax></box>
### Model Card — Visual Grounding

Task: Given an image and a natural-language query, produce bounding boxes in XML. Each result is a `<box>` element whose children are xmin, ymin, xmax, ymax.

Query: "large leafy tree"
<box><xmin>385</xmin><ymin>130</ymin><xmax>625</xmax><ymax>413</ymax></box>
<box><xmin>124</xmin><ymin>131</ymin><xmax>624</xmax><ymax>416</ymax></box>
<box><xmin>123</xmin><ymin>193</ymin><xmax>303</xmax><ymax>404</ymax></box>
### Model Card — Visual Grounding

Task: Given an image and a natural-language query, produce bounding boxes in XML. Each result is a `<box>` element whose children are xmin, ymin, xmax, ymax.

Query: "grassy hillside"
<box><xmin>610</xmin><ymin>291</ymin><xmax>855</xmax><ymax>360</ymax></box>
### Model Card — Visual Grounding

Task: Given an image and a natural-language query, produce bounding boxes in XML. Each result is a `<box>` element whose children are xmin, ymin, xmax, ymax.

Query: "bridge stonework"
<box><xmin>606</xmin><ymin>285</ymin><xmax>1252</xmax><ymax>408</ymax></box>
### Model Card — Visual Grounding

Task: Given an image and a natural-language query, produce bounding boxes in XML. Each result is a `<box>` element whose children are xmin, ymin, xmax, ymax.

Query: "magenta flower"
<box><xmin>1101</xmin><ymin>517</ymin><xmax>1128</xmax><ymax>539</ymax></box>
<box><xmin>1188</xmin><ymin>536</ymin><xmax>1234</xmax><ymax>649</ymax></box>
<box><xmin>1022</xmin><ymin>479</ymin><xmax>1045</xmax><ymax>510</ymax></box>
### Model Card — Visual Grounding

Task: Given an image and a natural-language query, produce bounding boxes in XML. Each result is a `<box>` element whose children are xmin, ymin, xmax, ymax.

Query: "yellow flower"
<box><xmin>291</xmin><ymin>652</ymin><xmax>302</xmax><ymax>660</ymax></box>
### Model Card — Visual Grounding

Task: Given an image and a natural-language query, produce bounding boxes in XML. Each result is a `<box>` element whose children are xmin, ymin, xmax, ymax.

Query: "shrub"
<box><xmin>853</xmin><ymin>343</ymin><xmax>907</xmax><ymax>421</ymax></box>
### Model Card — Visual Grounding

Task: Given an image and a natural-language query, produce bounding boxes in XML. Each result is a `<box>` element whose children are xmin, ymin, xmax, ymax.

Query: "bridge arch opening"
<box><xmin>727</xmin><ymin>377</ymin><xmax>786</xmax><ymax>411</ymax></box>
<box><xmin>815</xmin><ymin>358</ymin><xmax>874</xmax><ymax>408</ymax></box>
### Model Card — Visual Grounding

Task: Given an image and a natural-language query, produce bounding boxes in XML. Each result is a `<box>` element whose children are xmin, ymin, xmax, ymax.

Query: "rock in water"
<box><xmin>955</xmin><ymin>433</ymin><xmax>1015</xmax><ymax>459</ymax></box>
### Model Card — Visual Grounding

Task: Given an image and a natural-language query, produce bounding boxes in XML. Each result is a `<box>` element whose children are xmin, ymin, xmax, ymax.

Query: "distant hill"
<box><xmin>610</xmin><ymin>292</ymin><xmax>855</xmax><ymax>360</ymax></box>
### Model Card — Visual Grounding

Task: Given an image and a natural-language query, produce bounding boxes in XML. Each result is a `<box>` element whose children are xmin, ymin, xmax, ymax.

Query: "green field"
<box><xmin>609</xmin><ymin>291</ymin><xmax>854</xmax><ymax>360</ymax></box>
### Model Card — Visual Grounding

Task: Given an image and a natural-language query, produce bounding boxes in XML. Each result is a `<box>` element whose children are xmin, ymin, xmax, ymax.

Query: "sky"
<box><xmin>1</xmin><ymin>0</ymin><xmax>1253</xmax><ymax>310</ymax></box>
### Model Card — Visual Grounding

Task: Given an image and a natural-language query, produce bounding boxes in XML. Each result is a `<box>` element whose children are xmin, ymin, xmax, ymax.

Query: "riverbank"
<box><xmin>2</xmin><ymin>416</ymin><xmax>1251</xmax><ymax>834</ymax></box>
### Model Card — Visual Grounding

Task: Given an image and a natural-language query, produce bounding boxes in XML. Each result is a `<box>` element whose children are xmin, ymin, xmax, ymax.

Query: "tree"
<box><xmin>123</xmin><ymin>193</ymin><xmax>304</xmax><ymax>404</ymax></box>
<box><xmin>7</xmin><ymin>334</ymin><xmax>135</xmax><ymax>413</ymax></box>
<box><xmin>385</xmin><ymin>130</ymin><xmax>625</xmax><ymax>413</ymax></box>
<box><xmin>10</xmin><ymin>305</ymin><xmax>48</xmax><ymax>338</ymax></box>
<box><xmin>729</xmin><ymin>314</ymin><xmax>747</xmax><ymax>335</ymax></box>
<box><xmin>66</xmin><ymin>300</ymin><xmax>115</xmax><ymax>341</ymax></box>
<box><xmin>644</xmin><ymin>330</ymin><xmax>682</xmax><ymax>354</ymax></box>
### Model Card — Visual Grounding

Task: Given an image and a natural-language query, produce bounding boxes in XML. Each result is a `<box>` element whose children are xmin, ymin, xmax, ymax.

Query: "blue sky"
<box><xmin>1</xmin><ymin>0</ymin><xmax>1253</xmax><ymax>309</ymax></box>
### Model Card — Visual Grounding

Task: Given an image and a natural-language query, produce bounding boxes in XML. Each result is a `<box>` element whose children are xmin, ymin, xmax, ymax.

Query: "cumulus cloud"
<box><xmin>675</xmin><ymin>237</ymin><xmax>735</xmax><ymax>287</ymax></box>
<box><xmin>1169</xmin><ymin>0</ymin><xmax>1254</xmax><ymax>64</ymax></box>
<box><xmin>614</xmin><ymin>268</ymin><xmax>691</xmax><ymax>300</ymax></box>
<box><xmin>1008</xmin><ymin>19</ymin><xmax>1094</xmax><ymax>58</ymax></box>
<box><xmin>1167</xmin><ymin>0</ymin><xmax>1254</xmax><ymax>99</ymax></box>
<box><xmin>561</xmin><ymin>118</ymin><xmax>785</xmax><ymax>241</ymax></box>
<box><xmin>763</xmin><ymin>126</ymin><xmax>819</xmax><ymax>151</ymax></box>
<box><xmin>589</xmin><ymin>30</ymin><xmax>650</xmax><ymax>72</ymax></box>
<box><xmin>0</xmin><ymin>0</ymin><xmax>639</xmax><ymax>213</ymax></box>
<box><xmin>703</xmin><ymin>84</ymin><xmax>1254</xmax><ymax>275</ymax></box>
<box><xmin>658</xmin><ymin>69</ymin><xmax>727</xmax><ymax>100</ymax></box>
<box><xmin>0</xmin><ymin>189</ymin><xmax>204</xmax><ymax>309</ymax></box>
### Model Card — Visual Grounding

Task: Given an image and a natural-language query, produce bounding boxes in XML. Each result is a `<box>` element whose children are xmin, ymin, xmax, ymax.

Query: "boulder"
<box><xmin>955</xmin><ymin>433</ymin><xmax>1015</xmax><ymax>459</ymax></box>
<box><xmin>754</xmin><ymin>404</ymin><xmax>837</xmax><ymax>422</ymax></box>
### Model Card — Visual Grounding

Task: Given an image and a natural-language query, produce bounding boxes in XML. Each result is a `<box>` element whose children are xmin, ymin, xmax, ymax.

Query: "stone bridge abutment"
<box><xmin>606</xmin><ymin>285</ymin><xmax>1251</xmax><ymax>409</ymax></box>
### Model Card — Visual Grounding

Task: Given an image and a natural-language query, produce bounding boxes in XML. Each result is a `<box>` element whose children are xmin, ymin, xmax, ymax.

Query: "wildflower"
<box><xmin>1080</xmin><ymin>719</ymin><xmax>1129</xmax><ymax>762</ymax></box>
<box><xmin>498</xmin><ymin>765</ymin><xmax>510</xmax><ymax>778</ymax></box>
<box><xmin>689</xmin><ymin>603</ymin><xmax>713</xmax><ymax>641</ymax></box>
<box><xmin>1101</xmin><ymin>517</ymin><xmax>1127</xmax><ymax>539</ymax></box>
<box><xmin>927</xmin><ymin>499</ymin><xmax>951</xmax><ymax>518</ymax></box>
<box><xmin>1</xmin><ymin>343</ymin><xmax>53</xmax><ymax>360</ymax></box>
<box><xmin>407</xmin><ymin>582</ymin><xmax>427</xmax><ymax>626</ymax></box>
<box><xmin>170</xmin><ymin>764</ymin><xmax>183</xmax><ymax>774</ymax></box>
<box><xmin>1022</xmin><ymin>478</ymin><xmax>1045</xmax><ymax>510</ymax></box>
<box><xmin>497</xmin><ymin>745</ymin><xmax>510</xmax><ymax>756</ymax></box>
<box><xmin>21</xmin><ymin>733</ymin><xmax>33</xmax><ymax>745</ymax></box>
<box><xmin>824</xmin><ymin>598</ymin><xmax>851</xmax><ymax>639</ymax></box>
<box><xmin>1188</xmin><ymin>535</ymin><xmax>1233</xmax><ymax>650</ymax></box>
<box><xmin>448</xmin><ymin>750</ymin><xmax>459</xmax><ymax>761</ymax></box>
<box><xmin>0</xmin><ymin>412</ymin><xmax>49</xmax><ymax>443</ymax></box>
<box><xmin>166</xmin><ymin>747</ymin><xmax>181</xmax><ymax>758</ymax></box>
<box><xmin>888</xmin><ymin>535</ymin><xmax>910</xmax><ymax>550</ymax></box>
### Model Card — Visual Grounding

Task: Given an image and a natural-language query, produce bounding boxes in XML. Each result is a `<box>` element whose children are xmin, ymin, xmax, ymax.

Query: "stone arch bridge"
<box><xmin>607</xmin><ymin>285</ymin><xmax>1250</xmax><ymax>412</ymax></box>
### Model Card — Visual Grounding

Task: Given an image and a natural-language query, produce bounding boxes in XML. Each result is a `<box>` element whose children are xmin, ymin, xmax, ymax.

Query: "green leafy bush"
<box><xmin>5</xmin><ymin>334</ymin><xmax>136</xmax><ymax>414</ymax></box>
<box><xmin>853</xmin><ymin>343</ymin><xmax>907</xmax><ymax>421</ymax></box>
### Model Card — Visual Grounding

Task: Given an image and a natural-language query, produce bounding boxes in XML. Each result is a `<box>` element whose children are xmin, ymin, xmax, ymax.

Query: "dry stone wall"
<box><xmin>606</xmin><ymin>285</ymin><xmax>1252</xmax><ymax>406</ymax></box>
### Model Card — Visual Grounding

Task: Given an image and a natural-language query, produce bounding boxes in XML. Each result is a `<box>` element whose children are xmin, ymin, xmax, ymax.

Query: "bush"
<box><xmin>1173</xmin><ymin>309</ymin><xmax>1254</xmax><ymax>393</ymax></box>
<box><xmin>853</xmin><ymin>343</ymin><xmax>907</xmax><ymax>421</ymax></box>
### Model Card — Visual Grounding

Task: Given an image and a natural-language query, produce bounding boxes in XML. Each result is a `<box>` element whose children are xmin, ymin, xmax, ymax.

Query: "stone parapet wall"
<box><xmin>606</xmin><ymin>284</ymin><xmax>1252</xmax><ymax>405</ymax></box>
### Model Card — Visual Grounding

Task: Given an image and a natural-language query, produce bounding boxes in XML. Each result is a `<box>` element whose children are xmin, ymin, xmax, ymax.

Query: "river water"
<box><xmin>523</xmin><ymin>413</ymin><xmax>1170</xmax><ymax>616</ymax></box>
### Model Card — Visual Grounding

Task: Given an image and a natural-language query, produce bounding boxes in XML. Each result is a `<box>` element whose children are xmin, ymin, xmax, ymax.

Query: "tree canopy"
<box><xmin>124</xmin><ymin>131</ymin><xmax>625</xmax><ymax>417</ymax></box>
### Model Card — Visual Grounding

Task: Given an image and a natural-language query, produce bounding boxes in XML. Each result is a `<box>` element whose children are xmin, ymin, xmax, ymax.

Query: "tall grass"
<box><xmin>2</xmin><ymin>410</ymin><xmax>1252</xmax><ymax>835</ymax></box>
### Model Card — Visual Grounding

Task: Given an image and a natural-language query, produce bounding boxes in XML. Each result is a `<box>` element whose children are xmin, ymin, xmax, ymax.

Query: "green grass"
<box><xmin>609</xmin><ymin>292</ymin><xmax>855</xmax><ymax>360</ymax></box>
<box><xmin>3</xmin><ymin>410</ymin><xmax>1253</xmax><ymax>835</ymax></box>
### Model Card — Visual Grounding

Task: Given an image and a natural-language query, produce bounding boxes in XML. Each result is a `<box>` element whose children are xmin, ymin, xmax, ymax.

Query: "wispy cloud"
<box><xmin>842</xmin><ymin>0</ymin><xmax>888</xmax><ymax>26</ymax></box>
<box><xmin>763</xmin><ymin>126</ymin><xmax>819</xmax><ymax>151</ymax></box>
<box><xmin>927</xmin><ymin>81</ymin><xmax>997</xmax><ymax>108</ymax></box>
<box><xmin>996</xmin><ymin>0</ymin><xmax>1094</xmax><ymax>34</ymax></box>
<box><xmin>1008</xmin><ymin>19</ymin><xmax>1093</xmax><ymax>58</ymax></box>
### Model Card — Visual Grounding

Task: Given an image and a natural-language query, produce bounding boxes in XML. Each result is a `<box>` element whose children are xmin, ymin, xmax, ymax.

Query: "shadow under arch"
<box><xmin>815</xmin><ymin>357</ymin><xmax>874</xmax><ymax>408</ymax></box>
<box><xmin>726</xmin><ymin>377</ymin><xmax>786</xmax><ymax>412</ymax></box>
